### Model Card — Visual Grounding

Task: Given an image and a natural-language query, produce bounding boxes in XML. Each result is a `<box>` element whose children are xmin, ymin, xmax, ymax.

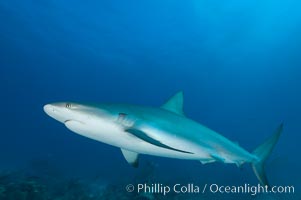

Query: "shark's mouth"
<box><xmin>64</xmin><ymin>119</ymin><xmax>84</xmax><ymax>124</ymax></box>
<box><xmin>64</xmin><ymin>120</ymin><xmax>87</xmax><ymax>134</ymax></box>
<box><xmin>64</xmin><ymin>119</ymin><xmax>72</xmax><ymax>123</ymax></box>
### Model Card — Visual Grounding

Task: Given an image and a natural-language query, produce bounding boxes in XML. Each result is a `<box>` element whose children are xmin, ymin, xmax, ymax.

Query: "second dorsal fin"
<box><xmin>161</xmin><ymin>91</ymin><xmax>184</xmax><ymax>116</ymax></box>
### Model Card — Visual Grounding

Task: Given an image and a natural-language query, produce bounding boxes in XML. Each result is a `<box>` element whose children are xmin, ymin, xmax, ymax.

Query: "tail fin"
<box><xmin>252</xmin><ymin>123</ymin><xmax>283</xmax><ymax>186</ymax></box>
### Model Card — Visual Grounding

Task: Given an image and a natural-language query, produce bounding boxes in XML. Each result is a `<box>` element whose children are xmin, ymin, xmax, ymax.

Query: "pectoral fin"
<box><xmin>125</xmin><ymin>128</ymin><xmax>193</xmax><ymax>154</ymax></box>
<box><xmin>121</xmin><ymin>149</ymin><xmax>139</xmax><ymax>168</ymax></box>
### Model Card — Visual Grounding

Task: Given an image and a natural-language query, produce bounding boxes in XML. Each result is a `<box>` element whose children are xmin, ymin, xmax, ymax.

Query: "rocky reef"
<box><xmin>0</xmin><ymin>160</ymin><xmax>164</xmax><ymax>200</ymax></box>
<box><xmin>0</xmin><ymin>159</ymin><xmax>297</xmax><ymax>200</ymax></box>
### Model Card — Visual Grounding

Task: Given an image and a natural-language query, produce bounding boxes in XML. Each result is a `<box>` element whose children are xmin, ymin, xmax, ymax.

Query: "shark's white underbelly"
<box><xmin>64</xmin><ymin>119</ymin><xmax>210</xmax><ymax>160</ymax></box>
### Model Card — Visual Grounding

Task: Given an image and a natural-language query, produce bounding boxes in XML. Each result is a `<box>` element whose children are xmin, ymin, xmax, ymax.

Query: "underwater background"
<box><xmin>0</xmin><ymin>0</ymin><xmax>300</xmax><ymax>199</ymax></box>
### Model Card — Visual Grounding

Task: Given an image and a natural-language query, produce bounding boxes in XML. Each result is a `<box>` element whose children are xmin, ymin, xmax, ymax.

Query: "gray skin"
<box><xmin>43</xmin><ymin>91</ymin><xmax>282</xmax><ymax>186</ymax></box>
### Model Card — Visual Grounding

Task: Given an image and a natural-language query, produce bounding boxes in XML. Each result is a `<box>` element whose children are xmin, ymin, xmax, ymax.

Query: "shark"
<box><xmin>43</xmin><ymin>91</ymin><xmax>282</xmax><ymax>186</ymax></box>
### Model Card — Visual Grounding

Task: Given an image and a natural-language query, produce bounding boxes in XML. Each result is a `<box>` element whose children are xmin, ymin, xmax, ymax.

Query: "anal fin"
<box><xmin>200</xmin><ymin>158</ymin><xmax>216</xmax><ymax>164</ymax></box>
<box><xmin>210</xmin><ymin>154</ymin><xmax>225</xmax><ymax>162</ymax></box>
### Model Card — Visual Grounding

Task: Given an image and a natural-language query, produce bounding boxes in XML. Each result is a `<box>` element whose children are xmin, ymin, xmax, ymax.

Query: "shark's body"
<box><xmin>44</xmin><ymin>92</ymin><xmax>282</xmax><ymax>185</ymax></box>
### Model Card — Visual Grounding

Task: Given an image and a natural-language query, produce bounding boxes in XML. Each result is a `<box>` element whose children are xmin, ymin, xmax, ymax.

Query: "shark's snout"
<box><xmin>43</xmin><ymin>103</ymin><xmax>70</xmax><ymax>123</ymax></box>
<box><xmin>44</xmin><ymin>103</ymin><xmax>65</xmax><ymax>115</ymax></box>
<box><xmin>43</xmin><ymin>104</ymin><xmax>56</xmax><ymax>116</ymax></box>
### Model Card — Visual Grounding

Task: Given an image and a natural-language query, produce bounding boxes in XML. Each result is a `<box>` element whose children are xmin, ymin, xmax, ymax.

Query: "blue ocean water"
<box><xmin>0</xmin><ymin>0</ymin><xmax>300</xmax><ymax>199</ymax></box>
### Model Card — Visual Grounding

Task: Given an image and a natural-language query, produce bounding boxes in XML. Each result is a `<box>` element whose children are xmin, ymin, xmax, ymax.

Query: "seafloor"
<box><xmin>0</xmin><ymin>159</ymin><xmax>297</xmax><ymax>200</ymax></box>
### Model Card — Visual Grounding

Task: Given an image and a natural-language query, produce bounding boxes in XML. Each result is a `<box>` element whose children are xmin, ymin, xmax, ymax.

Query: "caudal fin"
<box><xmin>252</xmin><ymin>123</ymin><xmax>283</xmax><ymax>186</ymax></box>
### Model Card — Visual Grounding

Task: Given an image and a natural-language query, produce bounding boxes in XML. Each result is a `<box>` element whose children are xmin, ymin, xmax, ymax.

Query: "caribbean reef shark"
<box><xmin>43</xmin><ymin>91</ymin><xmax>282</xmax><ymax>186</ymax></box>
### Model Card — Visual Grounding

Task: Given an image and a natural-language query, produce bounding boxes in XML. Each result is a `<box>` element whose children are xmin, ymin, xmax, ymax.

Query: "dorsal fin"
<box><xmin>161</xmin><ymin>91</ymin><xmax>184</xmax><ymax>116</ymax></box>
